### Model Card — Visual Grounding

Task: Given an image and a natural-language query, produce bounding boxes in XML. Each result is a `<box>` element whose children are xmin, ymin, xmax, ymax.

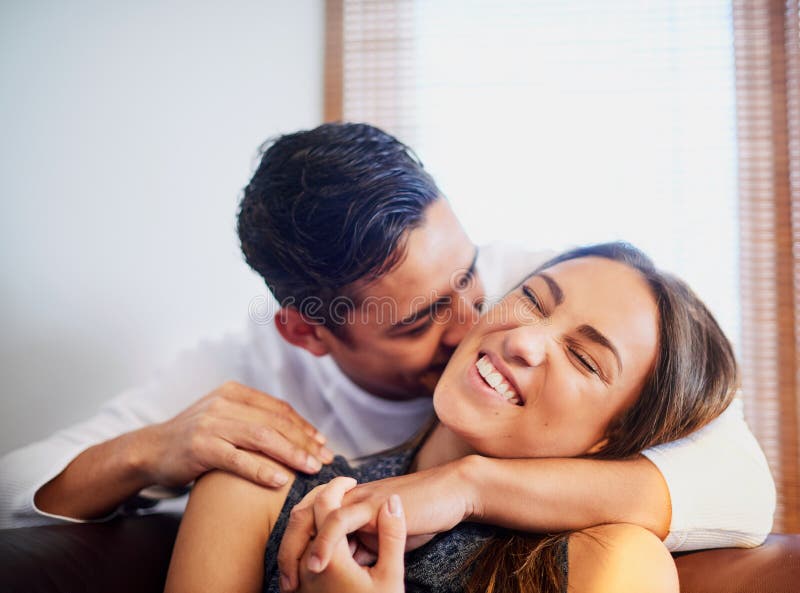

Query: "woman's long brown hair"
<box><xmin>464</xmin><ymin>242</ymin><xmax>739</xmax><ymax>593</ymax></box>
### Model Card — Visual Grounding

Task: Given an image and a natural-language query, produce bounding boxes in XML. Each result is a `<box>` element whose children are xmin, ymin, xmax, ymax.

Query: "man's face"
<box><xmin>318</xmin><ymin>199</ymin><xmax>484</xmax><ymax>400</ymax></box>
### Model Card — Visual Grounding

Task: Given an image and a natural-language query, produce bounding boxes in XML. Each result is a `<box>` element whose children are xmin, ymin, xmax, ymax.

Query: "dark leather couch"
<box><xmin>0</xmin><ymin>515</ymin><xmax>798</xmax><ymax>592</ymax></box>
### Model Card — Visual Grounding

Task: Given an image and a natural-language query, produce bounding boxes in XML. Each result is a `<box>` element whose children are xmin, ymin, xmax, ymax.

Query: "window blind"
<box><xmin>325</xmin><ymin>0</ymin><xmax>417</xmax><ymax>143</ymax></box>
<box><xmin>733</xmin><ymin>0</ymin><xmax>799</xmax><ymax>533</ymax></box>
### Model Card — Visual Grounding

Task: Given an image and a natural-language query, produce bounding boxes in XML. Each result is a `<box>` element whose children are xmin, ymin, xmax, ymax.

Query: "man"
<box><xmin>0</xmin><ymin>124</ymin><xmax>774</xmax><ymax>558</ymax></box>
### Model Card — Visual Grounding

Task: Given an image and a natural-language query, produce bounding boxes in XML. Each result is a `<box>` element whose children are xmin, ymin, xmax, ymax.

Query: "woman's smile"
<box><xmin>474</xmin><ymin>353</ymin><xmax>523</xmax><ymax>405</ymax></box>
<box><xmin>467</xmin><ymin>359</ymin><xmax>523</xmax><ymax>408</ymax></box>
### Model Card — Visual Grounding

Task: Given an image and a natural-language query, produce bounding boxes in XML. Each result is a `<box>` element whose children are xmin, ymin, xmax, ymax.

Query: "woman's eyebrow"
<box><xmin>537</xmin><ymin>273</ymin><xmax>564</xmax><ymax>306</ymax></box>
<box><xmin>577</xmin><ymin>324</ymin><xmax>623</xmax><ymax>374</ymax></box>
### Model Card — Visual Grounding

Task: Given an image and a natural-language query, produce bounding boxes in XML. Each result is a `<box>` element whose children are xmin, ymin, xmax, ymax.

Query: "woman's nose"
<box><xmin>502</xmin><ymin>326</ymin><xmax>547</xmax><ymax>368</ymax></box>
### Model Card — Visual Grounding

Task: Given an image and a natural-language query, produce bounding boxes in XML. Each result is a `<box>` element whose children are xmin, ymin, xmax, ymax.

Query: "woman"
<box><xmin>164</xmin><ymin>242</ymin><xmax>737</xmax><ymax>593</ymax></box>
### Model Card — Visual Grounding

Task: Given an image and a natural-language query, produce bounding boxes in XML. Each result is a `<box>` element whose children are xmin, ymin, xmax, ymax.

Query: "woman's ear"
<box><xmin>274</xmin><ymin>307</ymin><xmax>330</xmax><ymax>357</ymax></box>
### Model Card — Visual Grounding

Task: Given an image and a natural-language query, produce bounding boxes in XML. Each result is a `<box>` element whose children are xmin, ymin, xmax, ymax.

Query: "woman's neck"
<box><xmin>410</xmin><ymin>422</ymin><xmax>477</xmax><ymax>473</ymax></box>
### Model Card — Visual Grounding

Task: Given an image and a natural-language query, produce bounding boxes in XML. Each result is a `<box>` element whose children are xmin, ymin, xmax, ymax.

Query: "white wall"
<box><xmin>0</xmin><ymin>0</ymin><xmax>324</xmax><ymax>454</ymax></box>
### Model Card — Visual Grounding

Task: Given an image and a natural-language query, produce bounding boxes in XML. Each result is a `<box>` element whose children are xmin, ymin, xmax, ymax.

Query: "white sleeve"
<box><xmin>0</xmin><ymin>331</ymin><xmax>251</xmax><ymax>529</ymax></box>
<box><xmin>641</xmin><ymin>399</ymin><xmax>776</xmax><ymax>552</ymax></box>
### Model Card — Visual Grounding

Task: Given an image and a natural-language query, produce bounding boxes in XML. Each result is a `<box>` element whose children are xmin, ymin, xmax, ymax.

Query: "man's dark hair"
<box><xmin>237</xmin><ymin>122</ymin><xmax>441</xmax><ymax>329</ymax></box>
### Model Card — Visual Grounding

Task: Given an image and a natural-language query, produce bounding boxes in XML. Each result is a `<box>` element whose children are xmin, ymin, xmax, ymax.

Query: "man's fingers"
<box><xmin>219</xmin><ymin>381</ymin><xmax>325</xmax><ymax>442</ymax></box>
<box><xmin>306</xmin><ymin>502</ymin><xmax>376</xmax><ymax>573</ymax></box>
<box><xmin>373</xmin><ymin>495</ymin><xmax>407</xmax><ymax>582</ymax></box>
<box><xmin>216</xmin><ymin>398</ymin><xmax>333</xmax><ymax>464</ymax></box>
<box><xmin>214</xmin><ymin>415</ymin><xmax>332</xmax><ymax>473</ymax></box>
<box><xmin>211</xmin><ymin>442</ymin><xmax>292</xmax><ymax>488</ymax></box>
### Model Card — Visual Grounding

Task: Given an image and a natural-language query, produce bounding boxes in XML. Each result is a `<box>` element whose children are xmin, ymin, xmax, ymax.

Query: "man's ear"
<box><xmin>274</xmin><ymin>307</ymin><xmax>330</xmax><ymax>357</ymax></box>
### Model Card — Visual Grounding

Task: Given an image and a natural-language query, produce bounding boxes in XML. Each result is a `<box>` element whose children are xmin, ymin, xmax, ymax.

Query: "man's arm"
<box><xmin>32</xmin><ymin>381</ymin><xmax>331</xmax><ymax>521</ymax></box>
<box><xmin>639</xmin><ymin>399</ymin><xmax>775</xmax><ymax>551</ymax></box>
<box><xmin>466</xmin><ymin>454</ymin><xmax>671</xmax><ymax>536</ymax></box>
<box><xmin>0</xmin><ymin>329</ymin><xmax>332</xmax><ymax>528</ymax></box>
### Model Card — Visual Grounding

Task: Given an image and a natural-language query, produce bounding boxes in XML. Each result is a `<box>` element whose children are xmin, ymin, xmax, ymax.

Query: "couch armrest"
<box><xmin>674</xmin><ymin>534</ymin><xmax>800</xmax><ymax>593</ymax></box>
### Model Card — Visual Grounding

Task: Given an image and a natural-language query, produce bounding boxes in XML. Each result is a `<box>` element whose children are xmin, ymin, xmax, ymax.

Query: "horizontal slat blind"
<box><xmin>325</xmin><ymin>0</ymin><xmax>416</xmax><ymax>144</ymax></box>
<box><xmin>734</xmin><ymin>0</ymin><xmax>800</xmax><ymax>533</ymax></box>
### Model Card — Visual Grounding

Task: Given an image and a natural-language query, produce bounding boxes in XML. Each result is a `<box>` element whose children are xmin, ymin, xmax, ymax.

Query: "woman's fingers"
<box><xmin>277</xmin><ymin>478</ymin><xmax>357</xmax><ymax>592</ymax></box>
<box><xmin>278</xmin><ymin>499</ymin><xmax>318</xmax><ymax>591</ymax></box>
<box><xmin>373</xmin><ymin>495</ymin><xmax>407</xmax><ymax>582</ymax></box>
<box><xmin>306</xmin><ymin>501</ymin><xmax>377</xmax><ymax>573</ymax></box>
<box><xmin>312</xmin><ymin>477</ymin><xmax>358</xmax><ymax>529</ymax></box>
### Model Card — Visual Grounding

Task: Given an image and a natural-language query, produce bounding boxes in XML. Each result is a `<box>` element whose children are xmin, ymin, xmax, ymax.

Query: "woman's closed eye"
<box><xmin>521</xmin><ymin>285</ymin><xmax>605</xmax><ymax>380</ymax></box>
<box><xmin>522</xmin><ymin>286</ymin><xmax>545</xmax><ymax>315</ymax></box>
<box><xmin>567</xmin><ymin>340</ymin><xmax>610</xmax><ymax>384</ymax></box>
<box><xmin>569</xmin><ymin>347</ymin><xmax>599</xmax><ymax>375</ymax></box>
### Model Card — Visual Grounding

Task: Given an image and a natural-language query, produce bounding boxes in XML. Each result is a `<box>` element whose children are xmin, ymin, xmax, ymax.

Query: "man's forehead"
<box><xmin>354</xmin><ymin>246</ymin><xmax>478</xmax><ymax>331</ymax></box>
<box><xmin>352</xmin><ymin>198</ymin><xmax>476</xmax><ymax>325</ymax></box>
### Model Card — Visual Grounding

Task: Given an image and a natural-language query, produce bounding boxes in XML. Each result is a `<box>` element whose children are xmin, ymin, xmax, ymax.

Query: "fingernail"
<box><xmin>274</xmin><ymin>473</ymin><xmax>289</xmax><ymax>486</ymax></box>
<box><xmin>307</xmin><ymin>554</ymin><xmax>323</xmax><ymax>573</ymax></box>
<box><xmin>279</xmin><ymin>572</ymin><xmax>292</xmax><ymax>591</ymax></box>
<box><xmin>306</xmin><ymin>455</ymin><xmax>322</xmax><ymax>472</ymax></box>
<box><xmin>314</xmin><ymin>431</ymin><xmax>327</xmax><ymax>445</ymax></box>
<box><xmin>320</xmin><ymin>447</ymin><xmax>334</xmax><ymax>463</ymax></box>
<box><xmin>388</xmin><ymin>494</ymin><xmax>403</xmax><ymax>517</ymax></box>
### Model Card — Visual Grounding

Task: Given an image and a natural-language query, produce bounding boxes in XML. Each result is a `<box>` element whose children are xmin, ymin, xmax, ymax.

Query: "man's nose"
<box><xmin>440</xmin><ymin>295</ymin><xmax>481</xmax><ymax>348</ymax></box>
<box><xmin>502</xmin><ymin>325</ymin><xmax>547</xmax><ymax>368</ymax></box>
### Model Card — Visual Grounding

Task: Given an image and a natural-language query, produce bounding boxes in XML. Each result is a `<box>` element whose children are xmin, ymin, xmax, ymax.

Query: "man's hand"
<box><xmin>278</xmin><ymin>458</ymin><xmax>474</xmax><ymax>590</ymax></box>
<box><xmin>142</xmin><ymin>381</ymin><xmax>334</xmax><ymax>488</ymax></box>
<box><xmin>279</xmin><ymin>477</ymin><xmax>406</xmax><ymax>593</ymax></box>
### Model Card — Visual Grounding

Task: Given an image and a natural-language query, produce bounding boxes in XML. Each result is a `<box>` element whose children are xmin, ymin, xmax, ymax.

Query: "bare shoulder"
<box><xmin>189</xmin><ymin>469</ymin><xmax>296</xmax><ymax>532</ymax></box>
<box><xmin>164</xmin><ymin>469</ymin><xmax>296</xmax><ymax>593</ymax></box>
<box><xmin>568</xmin><ymin>523</ymin><xmax>678</xmax><ymax>593</ymax></box>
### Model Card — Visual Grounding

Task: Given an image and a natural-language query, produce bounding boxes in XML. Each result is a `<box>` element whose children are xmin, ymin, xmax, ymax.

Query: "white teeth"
<box><xmin>475</xmin><ymin>355</ymin><xmax>520</xmax><ymax>404</ymax></box>
<box><xmin>486</xmin><ymin>372</ymin><xmax>503</xmax><ymax>387</ymax></box>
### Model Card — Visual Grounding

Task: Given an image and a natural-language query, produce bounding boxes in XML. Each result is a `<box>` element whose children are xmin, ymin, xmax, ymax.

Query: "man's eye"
<box><xmin>402</xmin><ymin>320</ymin><xmax>433</xmax><ymax>337</ymax></box>
<box><xmin>455</xmin><ymin>268</ymin><xmax>476</xmax><ymax>290</ymax></box>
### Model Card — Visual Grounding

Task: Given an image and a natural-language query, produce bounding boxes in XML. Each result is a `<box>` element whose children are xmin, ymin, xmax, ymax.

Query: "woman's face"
<box><xmin>433</xmin><ymin>256</ymin><xmax>659</xmax><ymax>458</ymax></box>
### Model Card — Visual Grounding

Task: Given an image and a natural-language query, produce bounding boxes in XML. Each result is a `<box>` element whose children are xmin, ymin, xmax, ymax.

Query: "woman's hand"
<box><xmin>278</xmin><ymin>458</ymin><xmax>477</xmax><ymax>590</ymax></box>
<box><xmin>280</xmin><ymin>477</ymin><xmax>406</xmax><ymax>593</ymax></box>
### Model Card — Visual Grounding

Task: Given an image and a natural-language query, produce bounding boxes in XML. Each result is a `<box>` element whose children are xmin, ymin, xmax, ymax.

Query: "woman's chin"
<box><xmin>431</xmin><ymin>381</ymin><xmax>447</xmax><ymax>419</ymax></box>
<box><xmin>433</xmin><ymin>380</ymin><xmax>464</xmax><ymax>428</ymax></box>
